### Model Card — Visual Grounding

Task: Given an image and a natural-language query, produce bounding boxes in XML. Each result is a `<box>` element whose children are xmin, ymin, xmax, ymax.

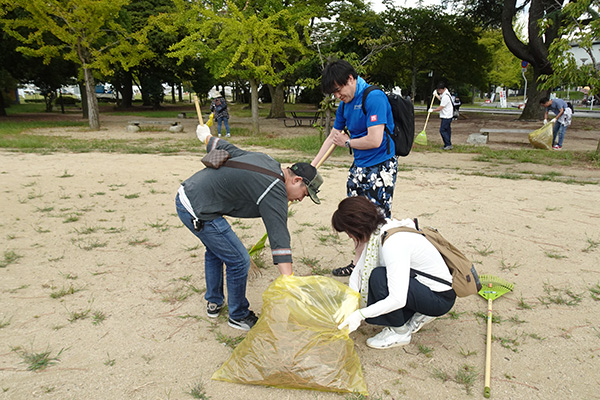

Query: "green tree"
<box><xmin>453</xmin><ymin>0</ymin><xmax>565</xmax><ymax>119</ymax></box>
<box><xmin>539</xmin><ymin>0</ymin><xmax>600</xmax><ymax>152</ymax></box>
<box><xmin>479</xmin><ymin>29</ymin><xmax>521</xmax><ymax>90</ymax></box>
<box><xmin>160</xmin><ymin>0</ymin><xmax>311</xmax><ymax>133</ymax></box>
<box><xmin>1</xmin><ymin>0</ymin><xmax>149</xmax><ymax>129</ymax></box>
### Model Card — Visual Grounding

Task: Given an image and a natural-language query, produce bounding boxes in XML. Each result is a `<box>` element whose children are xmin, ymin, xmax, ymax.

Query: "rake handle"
<box><xmin>422</xmin><ymin>94</ymin><xmax>437</xmax><ymax>132</ymax></box>
<box><xmin>484</xmin><ymin>296</ymin><xmax>493</xmax><ymax>398</ymax></box>
<box><xmin>193</xmin><ymin>95</ymin><xmax>204</xmax><ymax>126</ymax></box>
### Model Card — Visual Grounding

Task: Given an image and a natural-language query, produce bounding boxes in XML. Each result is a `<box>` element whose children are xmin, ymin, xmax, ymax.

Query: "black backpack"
<box><xmin>566</xmin><ymin>101</ymin><xmax>574</xmax><ymax>114</ymax></box>
<box><xmin>359</xmin><ymin>86</ymin><xmax>415</xmax><ymax>157</ymax></box>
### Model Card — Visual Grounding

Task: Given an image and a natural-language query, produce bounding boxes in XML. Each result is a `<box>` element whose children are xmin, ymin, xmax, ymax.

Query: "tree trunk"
<box><xmin>502</xmin><ymin>0</ymin><xmax>560</xmax><ymax>121</ymax></box>
<box><xmin>0</xmin><ymin>91</ymin><xmax>7</xmax><ymax>117</ymax></box>
<box><xmin>83</xmin><ymin>68</ymin><xmax>100</xmax><ymax>130</ymax></box>
<box><xmin>249</xmin><ymin>77</ymin><xmax>260</xmax><ymax>134</ymax></box>
<box><xmin>79</xmin><ymin>81</ymin><xmax>88</xmax><ymax>119</ymax></box>
<box><xmin>267</xmin><ymin>83</ymin><xmax>286</xmax><ymax>119</ymax></box>
<box><xmin>120</xmin><ymin>71</ymin><xmax>133</xmax><ymax>109</ymax></box>
<box><xmin>520</xmin><ymin>67</ymin><xmax>549</xmax><ymax>120</ymax></box>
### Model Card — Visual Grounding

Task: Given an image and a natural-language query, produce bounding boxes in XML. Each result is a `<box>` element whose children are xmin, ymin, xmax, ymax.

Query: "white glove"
<box><xmin>543</xmin><ymin>119</ymin><xmax>548</xmax><ymax>124</ymax></box>
<box><xmin>433</xmin><ymin>89</ymin><xmax>438</xmax><ymax>96</ymax></box>
<box><xmin>196</xmin><ymin>124</ymin><xmax>212</xmax><ymax>143</ymax></box>
<box><xmin>550</xmin><ymin>118</ymin><xmax>556</xmax><ymax>123</ymax></box>
<box><xmin>428</xmin><ymin>108</ymin><xmax>435</xmax><ymax>113</ymax></box>
<box><xmin>338</xmin><ymin>310</ymin><xmax>364</xmax><ymax>333</ymax></box>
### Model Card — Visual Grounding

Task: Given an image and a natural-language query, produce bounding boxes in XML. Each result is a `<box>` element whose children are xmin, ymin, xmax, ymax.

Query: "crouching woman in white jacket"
<box><xmin>333</xmin><ymin>196</ymin><xmax>456</xmax><ymax>349</ymax></box>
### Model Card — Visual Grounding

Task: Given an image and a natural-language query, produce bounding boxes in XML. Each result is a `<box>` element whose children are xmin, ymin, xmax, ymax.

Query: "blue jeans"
<box><xmin>364</xmin><ymin>267</ymin><xmax>456</xmax><ymax>327</ymax></box>
<box><xmin>439</xmin><ymin>118</ymin><xmax>452</xmax><ymax>147</ymax></box>
<box><xmin>216</xmin><ymin>117</ymin><xmax>230</xmax><ymax>136</ymax></box>
<box><xmin>175</xmin><ymin>194</ymin><xmax>250</xmax><ymax>320</ymax></box>
<box><xmin>552</xmin><ymin>122</ymin><xmax>567</xmax><ymax>147</ymax></box>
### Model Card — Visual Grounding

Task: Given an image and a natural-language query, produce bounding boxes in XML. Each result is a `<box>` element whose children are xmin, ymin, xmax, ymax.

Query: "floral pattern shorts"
<box><xmin>347</xmin><ymin>157</ymin><xmax>398</xmax><ymax>218</ymax></box>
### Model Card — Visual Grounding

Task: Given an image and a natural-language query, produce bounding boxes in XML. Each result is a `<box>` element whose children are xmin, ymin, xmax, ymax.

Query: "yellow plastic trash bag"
<box><xmin>414</xmin><ymin>130</ymin><xmax>427</xmax><ymax>146</ymax></box>
<box><xmin>212</xmin><ymin>275</ymin><xmax>367</xmax><ymax>395</ymax></box>
<box><xmin>207</xmin><ymin>112</ymin><xmax>214</xmax><ymax>127</ymax></box>
<box><xmin>528</xmin><ymin>122</ymin><xmax>553</xmax><ymax>150</ymax></box>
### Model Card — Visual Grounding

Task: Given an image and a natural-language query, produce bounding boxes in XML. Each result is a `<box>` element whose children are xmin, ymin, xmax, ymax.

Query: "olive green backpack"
<box><xmin>381</xmin><ymin>223</ymin><xmax>482</xmax><ymax>297</ymax></box>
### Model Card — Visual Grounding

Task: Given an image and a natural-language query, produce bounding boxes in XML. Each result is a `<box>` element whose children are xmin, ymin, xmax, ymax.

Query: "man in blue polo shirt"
<box><xmin>539</xmin><ymin>96</ymin><xmax>572</xmax><ymax>150</ymax></box>
<box><xmin>312</xmin><ymin>60</ymin><xmax>397</xmax><ymax>277</ymax></box>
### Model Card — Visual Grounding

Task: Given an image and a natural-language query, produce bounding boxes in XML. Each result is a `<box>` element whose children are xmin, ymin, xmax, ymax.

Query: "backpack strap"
<box><xmin>361</xmin><ymin>86</ymin><xmax>392</xmax><ymax>154</ymax></box>
<box><xmin>381</xmin><ymin>226</ymin><xmax>452</xmax><ymax>287</ymax></box>
<box><xmin>223</xmin><ymin>160</ymin><xmax>284</xmax><ymax>182</ymax></box>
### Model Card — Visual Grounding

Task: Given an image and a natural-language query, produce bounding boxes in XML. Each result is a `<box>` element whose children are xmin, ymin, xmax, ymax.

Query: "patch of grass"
<box><xmin>507</xmin><ymin>315</ymin><xmax>527</xmax><ymax>325</ymax></box>
<box><xmin>500</xmin><ymin>257</ymin><xmax>521</xmax><ymax>272</ymax></box>
<box><xmin>0</xmin><ymin>250</ymin><xmax>22</xmax><ymax>268</ymax></box>
<box><xmin>455</xmin><ymin>364</ymin><xmax>478</xmax><ymax>395</ymax></box>
<box><xmin>12</xmin><ymin>346</ymin><xmax>65</xmax><ymax>371</ymax></box>
<box><xmin>63</xmin><ymin>214</ymin><xmax>80</xmax><ymax>223</ymax></box>
<box><xmin>78</xmin><ymin>239</ymin><xmax>108</xmax><ymax>251</ymax></box>
<box><xmin>458</xmin><ymin>347</ymin><xmax>477</xmax><ymax>358</ymax></box>
<box><xmin>583</xmin><ymin>237</ymin><xmax>599</xmax><ymax>253</ymax></box>
<box><xmin>58</xmin><ymin>170</ymin><xmax>74</xmax><ymax>178</ymax></box>
<box><xmin>517</xmin><ymin>295</ymin><xmax>533</xmax><ymax>310</ymax></box>
<box><xmin>104</xmin><ymin>353</ymin><xmax>116</xmax><ymax>367</ymax></box>
<box><xmin>418</xmin><ymin>344</ymin><xmax>434</xmax><ymax>358</ymax></box>
<box><xmin>300</xmin><ymin>256</ymin><xmax>329</xmax><ymax>275</ymax></box>
<box><xmin>431</xmin><ymin>367</ymin><xmax>450</xmax><ymax>382</ymax></box>
<box><xmin>493</xmin><ymin>334</ymin><xmax>521</xmax><ymax>352</ymax></box>
<box><xmin>67</xmin><ymin>308</ymin><xmax>91</xmax><ymax>323</ymax></box>
<box><xmin>214</xmin><ymin>331</ymin><xmax>245</xmax><ymax>349</ymax></box>
<box><xmin>538</xmin><ymin>283</ymin><xmax>582</xmax><ymax>306</ymax></box>
<box><xmin>446</xmin><ymin>310</ymin><xmax>465</xmax><ymax>320</ymax></box>
<box><xmin>0</xmin><ymin>317</ymin><xmax>12</xmax><ymax>329</ymax></box>
<box><xmin>187</xmin><ymin>382</ymin><xmax>210</xmax><ymax>399</ymax></box>
<box><xmin>123</xmin><ymin>193</ymin><xmax>140</xmax><ymax>199</ymax></box>
<box><xmin>474</xmin><ymin>310</ymin><xmax>502</xmax><ymax>324</ymax></box>
<box><xmin>544</xmin><ymin>251</ymin><xmax>567</xmax><ymax>259</ymax></box>
<box><xmin>590</xmin><ymin>283</ymin><xmax>600</xmax><ymax>301</ymax></box>
<box><xmin>92</xmin><ymin>311</ymin><xmax>107</xmax><ymax>325</ymax></box>
<box><xmin>50</xmin><ymin>285</ymin><xmax>82</xmax><ymax>299</ymax></box>
<box><xmin>146</xmin><ymin>218</ymin><xmax>170</xmax><ymax>232</ymax></box>
<box><xmin>470</xmin><ymin>243</ymin><xmax>494</xmax><ymax>256</ymax></box>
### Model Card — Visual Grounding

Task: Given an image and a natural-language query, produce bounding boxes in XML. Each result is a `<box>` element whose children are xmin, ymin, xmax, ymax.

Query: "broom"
<box><xmin>478</xmin><ymin>275</ymin><xmax>514</xmax><ymax>398</ymax></box>
<box><xmin>415</xmin><ymin>95</ymin><xmax>436</xmax><ymax>146</ymax></box>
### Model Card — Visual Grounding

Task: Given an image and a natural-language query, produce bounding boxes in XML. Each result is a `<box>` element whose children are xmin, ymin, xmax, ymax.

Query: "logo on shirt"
<box><xmin>371</xmin><ymin>115</ymin><xmax>378</xmax><ymax>122</ymax></box>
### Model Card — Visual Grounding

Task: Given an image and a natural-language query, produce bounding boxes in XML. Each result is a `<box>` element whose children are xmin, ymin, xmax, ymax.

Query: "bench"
<box><xmin>283</xmin><ymin>110</ymin><xmax>322</xmax><ymax>127</ymax></box>
<box><xmin>467</xmin><ymin>128</ymin><xmax>533</xmax><ymax>145</ymax></box>
<box><xmin>127</xmin><ymin>120</ymin><xmax>184</xmax><ymax>133</ymax></box>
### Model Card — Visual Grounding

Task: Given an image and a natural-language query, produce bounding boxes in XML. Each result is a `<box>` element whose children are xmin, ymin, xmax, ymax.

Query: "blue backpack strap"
<box><xmin>361</xmin><ymin>85</ymin><xmax>391</xmax><ymax>154</ymax></box>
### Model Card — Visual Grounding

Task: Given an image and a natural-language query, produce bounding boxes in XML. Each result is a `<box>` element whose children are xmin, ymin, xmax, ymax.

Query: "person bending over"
<box><xmin>333</xmin><ymin>196</ymin><xmax>456</xmax><ymax>349</ymax></box>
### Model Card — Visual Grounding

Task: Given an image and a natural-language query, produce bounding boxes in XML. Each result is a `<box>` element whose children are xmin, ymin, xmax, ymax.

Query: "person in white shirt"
<box><xmin>429</xmin><ymin>82</ymin><xmax>454</xmax><ymax>150</ymax></box>
<box><xmin>334</xmin><ymin>196</ymin><xmax>456</xmax><ymax>349</ymax></box>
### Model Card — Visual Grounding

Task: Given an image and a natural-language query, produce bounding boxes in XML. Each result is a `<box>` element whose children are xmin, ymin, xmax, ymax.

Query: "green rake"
<box><xmin>478</xmin><ymin>274</ymin><xmax>514</xmax><ymax>398</ymax></box>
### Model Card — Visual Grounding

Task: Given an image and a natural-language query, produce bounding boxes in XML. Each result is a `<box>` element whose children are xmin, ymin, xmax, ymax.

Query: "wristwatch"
<box><xmin>345</xmin><ymin>139</ymin><xmax>351</xmax><ymax>148</ymax></box>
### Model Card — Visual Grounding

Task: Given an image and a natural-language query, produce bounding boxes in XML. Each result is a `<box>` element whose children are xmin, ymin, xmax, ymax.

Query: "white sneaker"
<box><xmin>366</xmin><ymin>326</ymin><xmax>411</xmax><ymax>349</ymax></box>
<box><xmin>408</xmin><ymin>313</ymin><xmax>436</xmax><ymax>333</ymax></box>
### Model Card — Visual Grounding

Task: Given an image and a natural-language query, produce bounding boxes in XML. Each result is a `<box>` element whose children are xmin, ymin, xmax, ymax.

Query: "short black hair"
<box><xmin>322</xmin><ymin>60</ymin><xmax>358</xmax><ymax>94</ymax></box>
<box><xmin>539</xmin><ymin>97</ymin><xmax>550</xmax><ymax>104</ymax></box>
<box><xmin>436</xmin><ymin>81</ymin><xmax>447</xmax><ymax>90</ymax></box>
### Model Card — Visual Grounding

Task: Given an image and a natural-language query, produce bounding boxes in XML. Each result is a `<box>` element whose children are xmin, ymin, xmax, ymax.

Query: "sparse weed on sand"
<box><xmin>11</xmin><ymin>346</ymin><xmax>65</xmax><ymax>372</ymax></box>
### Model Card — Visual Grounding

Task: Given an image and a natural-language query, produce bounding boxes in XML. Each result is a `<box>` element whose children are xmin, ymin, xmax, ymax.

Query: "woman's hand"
<box><xmin>338</xmin><ymin>309</ymin><xmax>365</xmax><ymax>333</ymax></box>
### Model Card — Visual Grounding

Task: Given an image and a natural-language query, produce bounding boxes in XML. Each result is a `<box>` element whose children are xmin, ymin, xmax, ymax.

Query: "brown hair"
<box><xmin>331</xmin><ymin>196</ymin><xmax>386</xmax><ymax>243</ymax></box>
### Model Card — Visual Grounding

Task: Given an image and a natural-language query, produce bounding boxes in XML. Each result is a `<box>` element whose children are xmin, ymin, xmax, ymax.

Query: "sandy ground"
<box><xmin>1</xmin><ymin>110</ymin><xmax>599</xmax><ymax>399</ymax></box>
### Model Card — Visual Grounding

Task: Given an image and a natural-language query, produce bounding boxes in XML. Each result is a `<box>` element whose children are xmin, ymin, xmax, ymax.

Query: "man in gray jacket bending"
<box><xmin>175</xmin><ymin>125</ymin><xmax>323</xmax><ymax>331</ymax></box>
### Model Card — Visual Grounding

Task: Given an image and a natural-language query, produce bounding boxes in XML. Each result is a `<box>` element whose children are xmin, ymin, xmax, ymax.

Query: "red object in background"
<box><xmin>484</xmin><ymin>100</ymin><xmax>491</xmax><ymax>103</ymax></box>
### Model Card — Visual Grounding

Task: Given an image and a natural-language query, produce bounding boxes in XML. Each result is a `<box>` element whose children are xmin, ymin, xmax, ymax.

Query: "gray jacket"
<box><xmin>181</xmin><ymin>137</ymin><xmax>291</xmax><ymax>264</ymax></box>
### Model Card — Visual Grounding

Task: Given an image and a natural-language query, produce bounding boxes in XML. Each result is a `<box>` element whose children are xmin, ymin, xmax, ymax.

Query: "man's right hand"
<box><xmin>196</xmin><ymin>124</ymin><xmax>212</xmax><ymax>143</ymax></box>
